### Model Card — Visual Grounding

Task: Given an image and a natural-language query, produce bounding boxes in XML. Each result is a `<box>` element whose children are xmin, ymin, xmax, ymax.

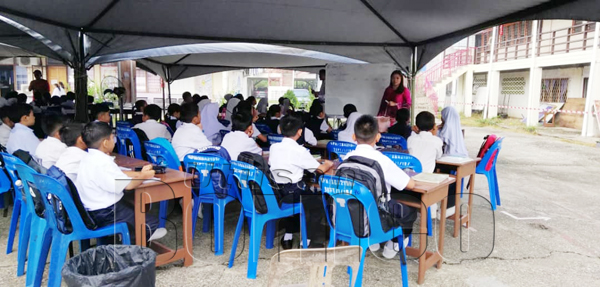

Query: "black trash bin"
<box><xmin>62</xmin><ymin>245</ymin><xmax>156</xmax><ymax>287</ymax></box>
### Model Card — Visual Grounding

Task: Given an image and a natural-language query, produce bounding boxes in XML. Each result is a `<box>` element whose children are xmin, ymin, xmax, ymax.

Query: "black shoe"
<box><xmin>280</xmin><ymin>237</ymin><xmax>293</xmax><ymax>250</ymax></box>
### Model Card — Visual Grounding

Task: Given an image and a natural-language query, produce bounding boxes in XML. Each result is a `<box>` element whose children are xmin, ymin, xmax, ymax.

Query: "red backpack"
<box><xmin>477</xmin><ymin>134</ymin><xmax>498</xmax><ymax>159</ymax></box>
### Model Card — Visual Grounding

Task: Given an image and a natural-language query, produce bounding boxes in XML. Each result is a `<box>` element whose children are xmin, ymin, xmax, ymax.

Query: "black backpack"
<box><xmin>194</xmin><ymin>146</ymin><xmax>231</xmax><ymax>199</ymax></box>
<box><xmin>237</xmin><ymin>151</ymin><xmax>282</xmax><ymax>214</ymax></box>
<box><xmin>132</xmin><ymin>128</ymin><xmax>149</xmax><ymax>161</ymax></box>
<box><xmin>335</xmin><ymin>156</ymin><xmax>399</xmax><ymax>237</ymax></box>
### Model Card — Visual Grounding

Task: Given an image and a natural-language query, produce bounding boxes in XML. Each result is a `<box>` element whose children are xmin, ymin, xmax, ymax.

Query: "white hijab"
<box><xmin>197</xmin><ymin>99</ymin><xmax>210</xmax><ymax>114</ymax></box>
<box><xmin>438</xmin><ymin>106</ymin><xmax>468</xmax><ymax>157</ymax></box>
<box><xmin>201</xmin><ymin>103</ymin><xmax>228</xmax><ymax>144</ymax></box>
<box><xmin>225</xmin><ymin>98</ymin><xmax>240</xmax><ymax>122</ymax></box>
<box><xmin>337</xmin><ymin>112</ymin><xmax>362</xmax><ymax>143</ymax></box>
<box><xmin>256</xmin><ymin>98</ymin><xmax>268</xmax><ymax>114</ymax></box>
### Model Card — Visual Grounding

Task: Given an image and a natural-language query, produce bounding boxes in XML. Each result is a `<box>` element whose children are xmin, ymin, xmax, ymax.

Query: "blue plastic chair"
<box><xmin>320</xmin><ymin>175</ymin><xmax>408</xmax><ymax>287</ymax></box>
<box><xmin>331</xmin><ymin>129</ymin><xmax>341</xmax><ymax>140</ymax></box>
<box><xmin>255</xmin><ymin>123</ymin><xmax>272</xmax><ymax>134</ymax></box>
<box><xmin>383</xmin><ymin>152</ymin><xmax>432</xmax><ymax>237</ymax></box>
<box><xmin>144</xmin><ymin>138</ymin><xmax>181</xmax><ymax>229</ymax></box>
<box><xmin>378</xmin><ymin>133</ymin><xmax>407</xmax><ymax>149</ymax></box>
<box><xmin>30</xmin><ymin>173</ymin><xmax>131</xmax><ymax>287</ymax></box>
<box><xmin>326</xmin><ymin>141</ymin><xmax>357</xmax><ymax>160</ymax></box>
<box><xmin>0</xmin><ymin>169</ymin><xmax>11</xmax><ymax>209</ymax></box>
<box><xmin>267</xmin><ymin>134</ymin><xmax>284</xmax><ymax>144</ymax></box>
<box><xmin>183</xmin><ymin>153</ymin><xmax>238</xmax><ymax>255</ymax></box>
<box><xmin>476</xmin><ymin>138</ymin><xmax>504</xmax><ymax>210</ymax></box>
<box><xmin>228</xmin><ymin>160</ymin><xmax>307</xmax><ymax>279</ymax></box>
<box><xmin>116</xmin><ymin>125</ymin><xmax>143</xmax><ymax>159</ymax></box>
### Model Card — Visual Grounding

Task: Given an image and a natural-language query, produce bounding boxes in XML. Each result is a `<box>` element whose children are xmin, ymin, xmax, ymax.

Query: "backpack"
<box><xmin>194</xmin><ymin>146</ymin><xmax>231</xmax><ymax>199</ymax></box>
<box><xmin>335</xmin><ymin>156</ymin><xmax>398</xmax><ymax>237</ymax></box>
<box><xmin>237</xmin><ymin>151</ymin><xmax>282</xmax><ymax>214</ymax></box>
<box><xmin>13</xmin><ymin>149</ymin><xmax>47</xmax><ymax>174</ymax></box>
<box><xmin>46</xmin><ymin>166</ymin><xmax>97</xmax><ymax>233</ymax></box>
<box><xmin>477</xmin><ymin>134</ymin><xmax>498</xmax><ymax>158</ymax></box>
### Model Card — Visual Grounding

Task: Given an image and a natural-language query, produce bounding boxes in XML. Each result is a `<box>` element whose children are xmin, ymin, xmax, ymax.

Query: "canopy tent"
<box><xmin>2</xmin><ymin>0</ymin><xmax>600</xmax><ymax>121</ymax></box>
<box><xmin>0</xmin><ymin>43</ymin><xmax>37</xmax><ymax>59</ymax></box>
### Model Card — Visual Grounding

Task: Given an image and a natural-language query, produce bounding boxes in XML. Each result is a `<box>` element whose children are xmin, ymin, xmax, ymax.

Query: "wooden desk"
<box><xmin>113</xmin><ymin>154</ymin><xmax>193</xmax><ymax>267</ymax></box>
<box><xmin>435</xmin><ymin>157</ymin><xmax>478</xmax><ymax>238</ymax></box>
<box><xmin>397</xmin><ymin>177</ymin><xmax>455</xmax><ymax>285</ymax></box>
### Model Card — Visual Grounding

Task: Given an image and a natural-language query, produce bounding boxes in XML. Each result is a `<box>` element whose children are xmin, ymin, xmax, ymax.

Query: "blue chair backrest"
<box><xmin>1</xmin><ymin>153</ymin><xmax>28</xmax><ymax>198</ymax></box>
<box><xmin>13</xmin><ymin>163</ymin><xmax>43</xmax><ymax>218</ymax></box>
<box><xmin>0</xmin><ymin>169</ymin><xmax>10</xmax><ymax>194</ymax></box>
<box><xmin>267</xmin><ymin>134</ymin><xmax>284</xmax><ymax>144</ymax></box>
<box><xmin>144</xmin><ymin>138</ymin><xmax>181</xmax><ymax>170</ymax></box>
<box><xmin>319</xmin><ymin>175</ymin><xmax>387</xmax><ymax>239</ymax></box>
<box><xmin>476</xmin><ymin>138</ymin><xmax>504</xmax><ymax>173</ymax></box>
<box><xmin>382</xmin><ymin>152</ymin><xmax>423</xmax><ymax>173</ymax></box>
<box><xmin>378</xmin><ymin>133</ymin><xmax>407</xmax><ymax>149</ymax></box>
<box><xmin>184</xmin><ymin>153</ymin><xmax>235</xmax><ymax>199</ymax></box>
<box><xmin>331</xmin><ymin>129</ymin><xmax>341</xmax><ymax>141</ymax></box>
<box><xmin>230</xmin><ymin>160</ymin><xmax>281</xmax><ymax>214</ymax></box>
<box><xmin>116</xmin><ymin>125</ymin><xmax>143</xmax><ymax>159</ymax></box>
<box><xmin>326</xmin><ymin>141</ymin><xmax>357</xmax><ymax>160</ymax></box>
<box><xmin>255</xmin><ymin>123</ymin><xmax>272</xmax><ymax>134</ymax></box>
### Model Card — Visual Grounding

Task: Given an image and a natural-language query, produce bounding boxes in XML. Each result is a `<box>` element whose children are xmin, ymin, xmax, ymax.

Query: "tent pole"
<box><xmin>74</xmin><ymin>30</ymin><xmax>89</xmax><ymax>123</ymax></box>
<box><xmin>409</xmin><ymin>46</ymin><xmax>417</xmax><ymax>123</ymax></box>
<box><xmin>162</xmin><ymin>78</ymin><xmax>166</xmax><ymax>118</ymax></box>
<box><xmin>167</xmin><ymin>67</ymin><xmax>172</xmax><ymax>105</ymax></box>
<box><xmin>484</xmin><ymin>26</ymin><xmax>498</xmax><ymax>119</ymax></box>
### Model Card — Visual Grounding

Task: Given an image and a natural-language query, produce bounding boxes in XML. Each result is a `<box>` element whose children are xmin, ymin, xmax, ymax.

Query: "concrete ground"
<box><xmin>1</xmin><ymin>126</ymin><xmax>600</xmax><ymax>286</ymax></box>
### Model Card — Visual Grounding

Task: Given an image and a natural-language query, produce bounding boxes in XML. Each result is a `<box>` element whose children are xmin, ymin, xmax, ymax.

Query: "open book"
<box><xmin>412</xmin><ymin>173</ymin><xmax>450</xmax><ymax>184</ymax></box>
<box><xmin>437</xmin><ymin>156</ymin><xmax>473</xmax><ymax>164</ymax></box>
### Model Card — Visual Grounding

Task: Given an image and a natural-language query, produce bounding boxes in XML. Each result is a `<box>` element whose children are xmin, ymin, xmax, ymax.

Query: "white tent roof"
<box><xmin>1</xmin><ymin>0</ymin><xmax>600</xmax><ymax>70</ymax></box>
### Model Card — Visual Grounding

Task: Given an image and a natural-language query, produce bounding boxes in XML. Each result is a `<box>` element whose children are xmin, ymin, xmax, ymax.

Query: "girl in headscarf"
<box><xmin>201</xmin><ymin>103</ymin><xmax>229</xmax><ymax>145</ymax></box>
<box><xmin>225</xmin><ymin>97</ymin><xmax>241</xmax><ymax>122</ymax></box>
<box><xmin>256</xmin><ymin>97</ymin><xmax>268</xmax><ymax>115</ymax></box>
<box><xmin>337</xmin><ymin>111</ymin><xmax>362</xmax><ymax>143</ymax></box>
<box><xmin>438</xmin><ymin>106</ymin><xmax>468</xmax><ymax>157</ymax></box>
<box><xmin>280</xmin><ymin>98</ymin><xmax>292</xmax><ymax>116</ymax></box>
<box><xmin>197</xmin><ymin>98</ymin><xmax>210</xmax><ymax>115</ymax></box>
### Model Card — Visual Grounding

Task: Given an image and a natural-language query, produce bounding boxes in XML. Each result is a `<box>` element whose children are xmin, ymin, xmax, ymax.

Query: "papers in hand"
<box><xmin>437</xmin><ymin>156</ymin><xmax>473</xmax><ymax>164</ymax></box>
<box><xmin>412</xmin><ymin>173</ymin><xmax>450</xmax><ymax>184</ymax></box>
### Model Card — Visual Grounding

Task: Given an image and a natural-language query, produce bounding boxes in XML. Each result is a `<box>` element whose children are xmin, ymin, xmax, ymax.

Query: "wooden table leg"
<box><xmin>417</xmin><ymin>203</ymin><xmax>427</xmax><ymax>285</ymax></box>
<box><xmin>453</xmin><ymin>169</ymin><xmax>463</xmax><ymax>238</ymax></box>
<box><xmin>437</xmin><ymin>196</ymin><xmax>448</xmax><ymax>269</ymax></box>
<box><xmin>182</xmin><ymin>189</ymin><xmax>193</xmax><ymax>266</ymax></box>
<box><xmin>135</xmin><ymin>192</ymin><xmax>147</xmax><ymax>247</ymax></box>
<box><xmin>466</xmin><ymin>174</ymin><xmax>475</xmax><ymax>228</ymax></box>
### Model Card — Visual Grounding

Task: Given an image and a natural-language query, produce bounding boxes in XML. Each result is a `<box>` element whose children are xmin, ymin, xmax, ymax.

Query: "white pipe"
<box><xmin>483</xmin><ymin>26</ymin><xmax>498</xmax><ymax>119</ymax></box>
<box><xmin>582</xmin><ymin>22</ymin><xmax>600</xmax><ymax>136</ymax></box>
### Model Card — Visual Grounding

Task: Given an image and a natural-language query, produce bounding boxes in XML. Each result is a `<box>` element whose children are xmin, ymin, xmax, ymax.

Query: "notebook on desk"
<box><xmin>412</xmin><ymin>173</ymin><xmax>450</xmax><ymax>184</ymax></box>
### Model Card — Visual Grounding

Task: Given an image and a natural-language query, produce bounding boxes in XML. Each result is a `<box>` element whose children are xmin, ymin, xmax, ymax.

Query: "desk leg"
<box><xmin>182</xmin><ymin>191</ymin><xmax>193</xmax><ymax>266</ymax></box>
<box><xmin>466</xmin><ymin>174</ymin><xmax>475</xmax><ymax>228</ymax></box>
<box><xmin>417</xmin><ymin>203</ymin><xmax>427</xmax><ymax>285</ymax></box>
<box><xmin>135</xmin><ymin>193</ymin><xmax>147</xmax><ymax>247</ymax></box>
<box><xmin>437</xmin><ymin>196</ymin><xmax>448</xmax><ymax>269</ymax></box>
<box><xmin>452</xmin><ymin>170</ymin><xmax>463</xmax><ymax>238</ymax></box>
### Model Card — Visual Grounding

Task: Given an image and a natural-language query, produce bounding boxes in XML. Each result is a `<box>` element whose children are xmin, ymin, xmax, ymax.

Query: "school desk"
<box><xmin>113</xmin><ymin>154</ymin><xmax>194</xmax><ymax>267</ymax></box>
<box><xmin>435</xmin><ymin>157</ymin><xmax>478</xmax><ymax>238</ymax></box>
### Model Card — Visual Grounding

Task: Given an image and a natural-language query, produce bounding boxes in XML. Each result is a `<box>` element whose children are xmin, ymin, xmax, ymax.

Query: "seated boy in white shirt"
<box><xmin>55</xmin><ymin>123</ymin><xmax>88</xmax><ymax>182</ymax></box>
<box><xmin>221</xmin><ymin>110</ymin><xmax>262</xmax><ymax>160</ymax></box>
<box><xmin>133</xmin><ymin>104</ymin><xmax>172</xmax><ymax>141</ymax></box>
<box><xmin>171</xmin><ymin>102</ymin><xmax>212</xmax><ymax>161</ymax></box>
<box><xmin>93</xmin><ymin>103</ymin><xmax>111</xmax><ymax>124</ymax></box>
<box><xmin>343</xmin><ymin>115</ymin><xmax>417</xmax><ymax>259</ymax></box>
<box><xmin>76</xmin><ymin>121</ymin><xmax>166</xmax><ymax>242</ymax></box>
<box><xmin>0</xmin><ymin>107</ymin><xmax>14</xmax><ymax>147</ymax></box>
<box><xmin>6</xmin><ymin>104</ymin><xmax>39</xmax><ymax>158</ymax></box>
<box><xmin>269</xmin><ymin>112</ymin><xmax>334</xmax><ymax>249</ymax></box>
<box><xmin>35</xmin><ymin>115</ymin><xmax>67</xmax><ymax>169</ymax></box>
<box><xmin>408</xmin><ymin>111</ymin><xmax>443</xmax><ymax>173</ymax></box>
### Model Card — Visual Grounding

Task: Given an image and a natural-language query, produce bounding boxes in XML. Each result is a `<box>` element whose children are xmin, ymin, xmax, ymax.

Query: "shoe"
<box><xmin>280</xmin><ymin>236</ymin><xmax>293</xmax><ymax>250</ymax></box>
<box><xmin>148</xmin><ymin>227</ymin><xmax>167</xmax><ymax>241</ymax></box>
<box><xmin>369</xmin><ymin>243</ymin><xmax>381</xmax><ymax>252</ymax></box>
<box><xmin>382</xmin><ymin>240</ymin><xmax>398</xmax><ymax>259</ymax></box>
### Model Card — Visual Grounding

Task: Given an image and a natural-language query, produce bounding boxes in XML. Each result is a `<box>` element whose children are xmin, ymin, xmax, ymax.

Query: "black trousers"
<box><xmin>277</xmin><ymin>182</ymin><xmax>326</xmax><ymax>243</ymax></box>
<box><xmin>89</xmin><ymin>197</ymin><xmax>160</xmax><ymax>242</ymax></box>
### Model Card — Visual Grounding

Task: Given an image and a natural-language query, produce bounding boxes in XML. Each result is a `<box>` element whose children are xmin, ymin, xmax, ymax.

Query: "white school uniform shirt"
<box><xmin>275</xmin><ymin>126</ymin><xmax>317</xmax><ymax>146</ymax></box>
<box><xmin>229</xmin><ymin>122</ymin><xmax>260</xmax><ymax>139</ymax></box>
<box><xmin>221</xmin><ymin>131</ymin><xmax>262</xmax><ymax>161</ymax></box>
<box><xmin>407</xmin><ymin>131</ymin><xmax>443</xmax><ymax>173</ymax></box>
<box><xmin>75</xmin><ymin>149</ymin><xmax>132</xmax><ymax>211</ymax></box>
<box><xmin>171</xmin><ymin>122</ymin><xmax>212</xmax><ymax>161</ymax></box>
<box><xmin>35</xmin><ymin>136</ymin><xmax>67</xmax><ymax>169</ymax></box>
<box><xmin>133</xmin><ymin>119</ymin><xmax>172</xmax><ymax>141</ymax></box>
<box><xmin>319</xmin><ymin>118</ymin><xmax>329</xmax><ymax>133</ymax></box>
<box><xmin>345</xmin><ymin>144</ymin><xmax>411</xmax><ymax>199</ymax></box>
<box><xmin>6</xmin><ymin>123</ymin><xmax>40</xmax><ymax>159</ymax></box>
<box><xmin>0</xmin><ymin>123</ymin><xmax>11</xmax><ymax>146</ymax></box>
<box><xmin>54</xmin><ymin>147</ymin><xmax>87</xmax><ymax>182</ymax></box>
<box><xmin>269</xmin><ymin>138</ymin><xmax>320</xmax><ymax>184</ymax></box>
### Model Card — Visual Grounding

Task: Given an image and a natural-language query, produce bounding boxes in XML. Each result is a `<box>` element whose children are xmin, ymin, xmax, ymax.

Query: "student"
<box><xmin>310</xmin><ymin>69</ymin><xmax>326</xmax><ymax>103</ymax></box>
<box><xmin>269</xmin><ymin>113</ymin><xmax>334</xmax><ymax>249</ymax></box>
<box><xmin>55</xmin><ymin>123</ymin><xmax>87</xmax><ymax>182</ymax></box>
<box><xmin>182</xmin><ymin>91</ymin><xmax>193</xmax><ymax>103</ymax></box>
<box><xmin>305</xmin><ymin>102</ymin><xmax>332</xmax><ymax>140</ymax></box>
<box><xmin>438</xmin><ymin>106</ymin><xmax>468</xmax><ymax>157</ymax></box>
<box><xmin>131</xmin><ymin>100</ymin><xmax>147</xmax><ymax>125</ymax></box>
<box><xmin>343</xmin><ymin>115</ymin><xmax>417</xmax><ymax>259</ymax></box>
<box><xmin>171</xmin><ymin>102</ymin><xmax>212</xmax><ymax>161</ymax></box>
<box><xmin>339</xmin><ymin>104</ymin><xmax>357</xmax><ymax>130</ymax></box>
<box><xmin>0</xmin><ymin>107</ymin><xmax>14</xmax><ymax>147</ymax></box>
<box><xmin>264</xmin><ymin>105</ymin><xmax>281</xmax><ymax>133</ymax></box>
<box><xmin>221</xmin><ymin>111</ymin><xmax>262</xmax><ymax>160</ymax></box>
<box><xmin>408</xmin><ymin>111</ymin><xmax>443</xmax><ymax>173</ymax></box>
<box><xmin>6</xmin><ymin>104</ymin><xmax>39</xmax><ymax>157</ymax></box>
<box><xmin>93</xmin><ymin>103</ymin><xmax>111</xmax><ymax>124</ymax></box>
<box><xmin>233</xmin><ymin>100</ymin><xmax>267</xmax><ymax>144</ymax></box>
<box><xmin>165</xmin><ymin>103</ymin><xmax>181</xmax><ymax>132</ymax></box>
<box><xmin>133</xmin><ymin>104</ymin><xmax>172</xmax><ymax>141</ymax></box>
<box><xmin>337</xmin><ymin>111</ymin><xmax>362</xmax><ymax>143</ymax></box>
<box><xmin>388</xmin><ymin>108</ymin><xmax>412</xmax><ymax>140</ymax></box>
<box><xmin>192</xmin><ymin>94</ymin><xmax>201</xmax><ymax>105</ymax></box>
<box><xmin>200</xmin><ymin>103</ymin><xmax>228</xmax><ymax>145</ymax></box>
<box><xmin>256</xmin><ymin>97</ymin><xmax>268</xmax><ymax>115</ymax></box>
<box><xmin>35</xmin><ymin>115</ymin><xmax>67</xmax><ymax>169</ymax></box>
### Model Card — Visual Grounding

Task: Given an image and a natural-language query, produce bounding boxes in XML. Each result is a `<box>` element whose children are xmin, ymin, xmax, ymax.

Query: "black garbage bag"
<box><xmin>62</xmin><ymin>245</ymin><xmax>156</xmax><ymax>287</ymax></box>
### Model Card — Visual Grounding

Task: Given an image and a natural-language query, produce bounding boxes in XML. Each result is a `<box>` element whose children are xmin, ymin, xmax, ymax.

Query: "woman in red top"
<box><xmin>377</xmin><ymin>70</ymin><xmax>411</xmax><ymax>120</ymax></box>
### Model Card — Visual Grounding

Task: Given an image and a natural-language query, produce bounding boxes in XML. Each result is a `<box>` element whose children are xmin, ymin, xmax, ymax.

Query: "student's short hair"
<box><xmin>87</xmin><ymin>96</ymin><xmax>94</xmax><ymax>103</ymax></box>
<box><xmin>59</xmin><ymin>122</ymin><xmax>85</xmax><ymax>147</ymax></box>
<box><xmin>234</xmin><ymin>93</ymin><xmax>244</xmax><ymax>101</ymax></box>
<box><xmin>280</xmin><ymin>112</ymin><xmax>304</xmax><ymax>137</ymax></box>
<box><xmin>309</xmin><ymin>101</ymin><xmax>323</xmax><ymax>116</ymax></box>
<box><xmin>247</xmin><ymin>96</ymin><xmax>256</xmax><ymax>104</ymax></box>
<box><xmin>180</xmin><ymin>102</ymin><xmax>199</xmax><ymax>123</ymax></box>
<box><xmin>82</xmin><ymin>121</ymin><xmax>113</xmax><ymax>149</ymax></box>
<box><xmin>6</xmin><ymin>91</ymin><xmax>18</xmax><ymax>99</ymax></box>
<box><xmin>59</xmin><ymin>95</ymin><xmax>67</xmax><ymax>103</ymax></box>
<box><xmin>167</xmin><ymin>103</ymin><xmax>181</xmax><ymax>115</ymax></box>
<box><xmin>343</xmin><ymin>104</ymin><xmax>357</xmax><ymax>118</ymax></box>
<box><xmin>278</xmin><ymin>97</ymin><xmax>285</xmax><ymax>105</ymax></box>
<box><xmin>0</xmin><ymin>106</ymin><xmax>12</xmax><ymax>120</ymax></box>
<box><xmin>192</xmin><ymin>94</ymin><xmax>201</xmax><ymax>104</ymax></box>
<box><xmin>134</xmin><ymin>100</ymin><xmax>147</xmax><ymax>111</ymax></box>
<box><xmin>267</xmin><ymin>105</ymin><xmax>281</xmax><ymax>117</ymax></box>
<box><xmin>94</xmin><ymin>103</ymin><xmax>110</xmax><ymax>119</ymax></box>
<box><xmin>66</xmin><ymin>92</ymin><xmax>75</xmax><ymax>101</ymax></box>
<box><xmin>10</xmin><ymin>103</ymin><xmax>33</xmax><ymax>123</ymax></box>
<box><xmin>231</xmin><ymin>111</ymin><xmax>253</xmax><ymax>132</ymax></box>
<box><xmin>199</xmin><ymin>95</ymin><xmax>209</xmax><ymax>101</ymax></box>
<box><xmin>182</xmin><ymin>92</ymin><xmax>192</xmax><ymax>100</ymax></box>
<box><xmin>234</xmin><ymin>100</ymin><xmax>253</xmax><ymax>115</ymax></box>
<box><xmin>50</xmin><ymin>96</ymin><xmax>61</xmax><ymax>106</ymax></box>
<box><xmin>354</xmin><ymin>115</ymin><xmax>379</xmax><ymax>143</ymax></box>
<box><xmin>42</xmin><ymin>115</ymin><xmax>64</xmax><ymax>136</ymax></box>
<box><xmin>415</xmin><ymin>111</ymin><xmax>435</xmax><ymax>132</ymax></box>
<box><xmin>144</xmin><ymin>104</ymin><xmax>162</xmax><ymax>121</ymax></box>
<box><xmin>396</xmin><ymin>108</ymin><xmax>410</xmax><ymax>124</ymax></box>
<box><xmin>17</xmin><ymin>93</ymin><xmax>27</xmax><ymax>103</ymax></box>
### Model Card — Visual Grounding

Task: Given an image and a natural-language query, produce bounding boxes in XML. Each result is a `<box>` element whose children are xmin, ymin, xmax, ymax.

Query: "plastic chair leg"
<box><xmin>228</xmin><ymin>208</ymin><xmax>245</xmax><ymax>268</ymax></box>
<box><xmin>202</xmin><ymin>203</ymin><xmax>211</xmax><ymax>233</ymax></box>
<box><xmin>47</xmin><ymin>236</ymin><xmax>70</xmax><ymax>287</ymax></box>
<box><xmin>399</xmin><ymin>243</ymin><xmax>409</xmax><ymax>287</ymax></box>
<box><xmin>265</xmin><ymin>220</ymin><xmax>276</xmax><ymax>249</ymax></box>
<box><xmin>426</xmin><ymin>207</ymin><xmax>432</xmax><ymax>236</ymax></box>
<box><xmin>6</xmin><ymin>198</ymin><xmax>21</xmax><ymax>254</ymax></box>
<box><xmin>158</xmin><ymin>200</ymin><xmax>168</xmax><ymax>228</ymax></box>
<box><xmin>247</xmin><ymin>216</ymin><xmax>265</xmax><ymax>279</ymax></box>
<box><xmin>25</xmin><ymin>222</ymin><xmax>52</xmax><ymax>287</ymax></box>
<box><xmin>351</xmin><ymin>246</ymin><xmax>368</xmax><ymax>287</ymax></box>
<box><xmin>486</xmin><ymin>172</ymin><xmax>497</xmax><ymax>211</ymax></box>
<box><xmin>493</xmin><ymin>168</ymin><xmax>501</xmax><ymax>206</ymax></box>
<box><xmin>191</xmin><ymin>197</ymin><xmax>201</xmax><ymax>237</ymax></box>
<box><xmin>214</xmin><ymin>201</ymin><xmax>225</xmax><ymax>255</ymax></box>
<box><xmin>16</xmin><ymin>211</ymin><xmax>31</xmax><ymax>276</ymax></box>
<box><xmin>299</xmin><ymin>206</ymin><xmax>308</xmax><ymax>249</ymax></box>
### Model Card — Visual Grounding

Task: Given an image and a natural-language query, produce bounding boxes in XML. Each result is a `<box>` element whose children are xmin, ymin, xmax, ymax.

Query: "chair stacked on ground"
<box><xmin>183</xmin><ymin>153</ymin><xmax>238</xmax><ymax>255</ymax></box>
<box><xmin>228</xmin><ymin>160</ymin><xmax>307</xmax><ymax>279</ymax></box>
<box><xmin>326</xmin><ymin>141</ymin><xmax>357</xmax><ymax>160</ymax></box>
<box><xmin>320</xmin><ymin>175</ymin><xmax>408</xmax><ymax>287</ymax></box>
<box><xmin>378</xmin><ymin>133</ymin><xmax>407</xmax><ymax>150</ymax></box>
<box><xmin>476</xmin><ymin>138</ymin><xmax>504</xmax><ymax>210</ymax></box>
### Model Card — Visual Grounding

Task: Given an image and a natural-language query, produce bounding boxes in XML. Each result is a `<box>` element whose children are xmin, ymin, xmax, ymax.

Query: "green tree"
<box><xmin>283</xmin><ymin>90</ymin><xmax>299</xmax><ymax>109</ymax></box>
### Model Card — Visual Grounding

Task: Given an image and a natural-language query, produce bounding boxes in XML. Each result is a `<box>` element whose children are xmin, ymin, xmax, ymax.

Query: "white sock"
<box><xmin>283</xmin><ymin>233</ymin><xmax>293</xmax><ymax>241</ymax></box>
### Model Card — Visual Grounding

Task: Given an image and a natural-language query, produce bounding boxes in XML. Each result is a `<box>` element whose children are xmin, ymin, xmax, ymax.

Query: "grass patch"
<box><xmin>460</xmin><ymin>112</ymin><xmax>538</xmax><ymax>135</ymax></box>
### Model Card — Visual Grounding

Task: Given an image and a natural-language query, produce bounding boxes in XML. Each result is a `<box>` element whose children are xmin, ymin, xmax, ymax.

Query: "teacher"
<box><xmin>377</xmin><ymin>70</ymin><xmax>411</xmax><ymax>119</ymax></box>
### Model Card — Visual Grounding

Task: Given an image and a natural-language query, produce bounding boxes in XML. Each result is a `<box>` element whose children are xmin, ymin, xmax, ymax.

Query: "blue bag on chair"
<box><xmin>195</xmin><ymin>146</ymin><xmax>231</xmax><ymax>199</ymax></box>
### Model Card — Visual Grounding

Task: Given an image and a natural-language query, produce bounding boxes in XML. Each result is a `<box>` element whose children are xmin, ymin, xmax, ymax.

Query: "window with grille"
<box><xmin>473</xmin><ymin>74</ymin><xmax>488</xmax><ymax>95</ymax></box>
<box><xmin>501</xmin><ymin>77</ymin><xmax>525</xmax><ymax>96</ymax></box>
<box><xmin>572</xmin><ymin>21</ymin><xmax>595</xmax><ymax>34</ymax></box>
<box><xmin>498</xmin><ymin>21</ymin><xmax>532</xmax><ymax>46</ymax></box>
<box><xmin>540</xmin><ymin>78</ymin><xmax>569</xmax><ymax>103</ymax></box>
